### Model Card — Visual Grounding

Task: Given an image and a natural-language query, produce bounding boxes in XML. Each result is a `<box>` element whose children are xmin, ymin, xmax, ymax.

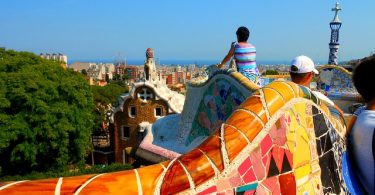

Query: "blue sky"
<box><xmin>1</xmin><ymin>0</ymin><xmax>374</xmax><ymax>64</ymax></box>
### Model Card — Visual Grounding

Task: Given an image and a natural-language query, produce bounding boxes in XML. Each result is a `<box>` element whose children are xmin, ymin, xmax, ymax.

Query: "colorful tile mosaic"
<box><xmin>0</xmin><ymin>81</ymin><xmax>351</xmax><ymax>195</ymax></box>
<box><xmin>316</xmin><ymin>65</ymin><xmax>359</xmax><ymax>101</ymax></box>
<box><xmin>187</xmin><ymin>78</ymin><xmax>246</xmax><ymax>145</ymax></box>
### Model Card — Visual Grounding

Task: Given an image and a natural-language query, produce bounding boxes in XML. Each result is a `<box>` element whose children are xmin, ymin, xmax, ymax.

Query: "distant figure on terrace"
<box><xmin>349</xmin><ymin>55</ymin><xmax>375</xmax><ymax>194</ymax></box>
<box><xmin>217</xmin><ymin>26</ymin><xmax>261</xmax><ymax>86</ymax></box>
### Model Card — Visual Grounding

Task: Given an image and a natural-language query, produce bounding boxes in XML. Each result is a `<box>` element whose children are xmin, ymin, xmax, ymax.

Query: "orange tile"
<box><xmin>225</xmin><ymin>110</ymin><xmax>263</xmax><ymax>142</ymax></box>
<box><xmin>60</xmin><ymin>174</ymin><xmax>97</xmax><ymax>194</ymax></box>
<box><xmin>160</xmin><ymin>160</ymin><xmax>171</xmax><ymax>169</ymax></box>
<box><xmin>136</xmin><ymin>164</ymin><xmax>165</xmax><ymax>195</ymax></box>
<box><xmin>266</xmin><ymin>82</ymin><xmax>295</xmax><ymax>101</ymax></box>
<box><xmin>0</xmin><ymin>179</ymin><xmax>60</xmax><ymax>195</ymax></box>
<box><xmin>79</xmin><ymin>171</ymin><xmax>138</xmax><ymax>194</ymax></box>
<box><xmin>223</xmin><ymin>124</ymin><xmax>248</xmax><ymax>162</ymax></box>
<box><xmin>198</xmin><ymin>131</ymin><xmax>224</xmax><ymax>171</ymax></box>
<box><xmin>263</xmin><ymin>88</ymin><xmax>286</xmax><ymax>116</ymax></box>
<box><xmin>179</xmin><ymin>149</ymin><xmax>215</xmax><ymax>187</ymax></box>
<box><xmin>160</xmin><ymin>161</ymin><xmax>190</xmax><ymax>194</ymax></box>
<box><xmin>240</xmin><ymin>96</ymin><xmax>268</xmax><ymax>124</ymax></box>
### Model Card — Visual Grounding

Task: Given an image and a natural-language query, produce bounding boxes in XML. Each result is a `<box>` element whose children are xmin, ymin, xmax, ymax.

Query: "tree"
<box><xmin>262</xmin><ymin>69</ymin><xmax>279</xmax><ymax>75</ymax></box>
<box><xmin>81</xmin><ymin>69</ymin><xmax>88</xmax><ymax>76</ymax></box>
<box><xmin>91</xmin><ymin>83</ymin><xmax>128</xmax><ymax>133</ymax></box>
<box><xmin>0</xmin><ymin>50</ymin><xmax>95</xmax><ymax>175</ymax></box>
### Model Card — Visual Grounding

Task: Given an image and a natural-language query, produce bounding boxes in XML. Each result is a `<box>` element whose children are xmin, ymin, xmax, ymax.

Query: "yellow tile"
<box><xmin>306</xmin><ymin>115</ymin><xmax>314</xmax><ymax>129</ymax></box>
<box><xmin>297</xmin><ymin>181</ymin><xmax>315</xmax><ymax>195</ymax></box>
<box><xmin>295</xmin><ymin>103</ymin><xmax>307</xmax><ymax>128</ymax></box>
<box><xmin>312</xmin><ymin>176</ymin><xmax>323</xmax><ymax>194</ymax></box>
<box><xmin>285</xmin><ymin>111</ymin><xmax>296</xmax><ymax>153</ymax></box>
<box><xmin>294</xmin><ymin>126</ymin><xmax>311</xmax><ymax>167</ymax></box>
<box><xmin>309</xmin><ymin>141</ymin><xmax>319</xmax><ymax>161</ymax></box>
<box><xmin>295</xmin><ymin>164</ymin><xmax>311</xmax><ymax>183</ymax></box>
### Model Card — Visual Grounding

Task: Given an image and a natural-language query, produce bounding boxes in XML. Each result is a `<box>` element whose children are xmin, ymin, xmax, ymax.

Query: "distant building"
<box><xmin>187</xmin><ymin>64</ymin><xmax>196</xmax><ymax>72</ymax></box>
<box><xmin>70</xmin><ymin>62</ymin><xmax>115</xmax><ymax>85</ymax></box>
<box><xmin>70</xmin><ymin>62</ymin><xmax>95</xmax><ymax>72</ymax></box>
<box><xmin>109</xmin><ymin>48</ymin><xmax>185</xmax><ymax>164</ymax></box>
<box><xmin>125</xmin><ymin>66</ymin><xmax>139</xmax><ymax>82</ymax></box>
<box><xmin>40</xmin><ymin>53</ymin><xmax>68</xmax><ymax>68</ymax></box>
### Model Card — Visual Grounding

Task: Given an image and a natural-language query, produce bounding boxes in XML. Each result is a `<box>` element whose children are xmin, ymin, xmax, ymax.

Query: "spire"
<box><xmin>331</xmin><ymin>2</ymin><xmax>342</xmax><ymax>23</ymax></box>
<box><xmin>328</xmin><ymin>2</ymin><xmax>343</xmax><ymax>65</ymax></box>
<box><xmin>144</xmin><ymin>48</ymin><xmax>156</xmax><ymax>81</ymax></box>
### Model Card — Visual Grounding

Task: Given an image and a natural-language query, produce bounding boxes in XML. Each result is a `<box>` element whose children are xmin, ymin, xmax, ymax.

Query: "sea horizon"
<box><xmin>68</xmin><ymin>59</ymin><xmax>328</xmax><ymax>66</ymax></box>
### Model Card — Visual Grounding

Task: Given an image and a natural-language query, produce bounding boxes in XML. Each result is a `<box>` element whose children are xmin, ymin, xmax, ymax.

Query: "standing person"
<box><xmin>349</xmin><ymin>56</ymin><xmax>375</xmax><ymax>194</ymax></box>
<box><xmin>217</xmin><ymin>26</ymin><xmax>261</xmax><ymax>85</ymax></box>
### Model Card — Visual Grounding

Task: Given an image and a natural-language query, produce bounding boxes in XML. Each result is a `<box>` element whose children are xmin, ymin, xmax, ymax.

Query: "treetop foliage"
<box><xmin>0</xmin><ymin>49</ymin><xmax>95</xmax><ymax>175</ymax></box>
<box><xmin>262</xmin><ymin>69</ymin><xmax>279</xmax><ymax>75</ymax></box>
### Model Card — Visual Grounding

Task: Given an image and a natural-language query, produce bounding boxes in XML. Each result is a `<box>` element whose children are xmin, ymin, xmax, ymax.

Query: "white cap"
<box><xmin>290</xmin><ymin>55</ymin><xmax>319</xmax><ymax>74</ymax></box>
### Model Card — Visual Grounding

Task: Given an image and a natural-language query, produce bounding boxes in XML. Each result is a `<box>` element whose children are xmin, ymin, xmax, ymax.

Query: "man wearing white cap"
<box><xmin>289</xmin><ymin>55</ymin><xmax>335</xmax><ymax>107</ymax></box>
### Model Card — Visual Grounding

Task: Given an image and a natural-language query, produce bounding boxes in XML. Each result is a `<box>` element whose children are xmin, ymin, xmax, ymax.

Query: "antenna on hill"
<box><xmin>118</xmin><ymin>52</ymin><xmax>122</xmax><ymax>65</ymax></box>
<box><xmin>114</xmin><ymin>52</ymin><xmax>118</xmax><ymax>66</ymax></box>
<box><xmin>124</xmin><ymin>52</ymin><xmax>127</xmax><ymax>67</ymax></box>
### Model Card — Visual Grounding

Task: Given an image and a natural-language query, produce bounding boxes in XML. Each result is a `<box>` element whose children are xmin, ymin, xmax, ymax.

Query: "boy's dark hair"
<box><xmin>290</xmin><ymin>72</ymin><xmax>309</xmax><ymax>79</ymax></box>
<box><xmin>236</xmin><ymin>26</ymin><xmax>250</xmax><ymax>42</ymax></box>
<box><xmin>290</xmin><ymin>65</ymin><xmax>309</xmax><ymax>83</ymax></box>
<box><xmin>352</xmin><ymin>55</ymin><xmax>375</xmax><ymax>103</ymax></box>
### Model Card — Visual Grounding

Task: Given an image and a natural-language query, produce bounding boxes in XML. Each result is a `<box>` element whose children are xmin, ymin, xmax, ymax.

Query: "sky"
<box><xmin>1</xmin><ymin>0</ymin><xmax>374</xmax><ymax>64</ymax></box>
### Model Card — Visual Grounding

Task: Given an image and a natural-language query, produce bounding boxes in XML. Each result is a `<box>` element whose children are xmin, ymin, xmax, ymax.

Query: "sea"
<box><xmin>68</xmin><ymin>59</ymin><xmax>302</xmax><ymax>66</ymax></box>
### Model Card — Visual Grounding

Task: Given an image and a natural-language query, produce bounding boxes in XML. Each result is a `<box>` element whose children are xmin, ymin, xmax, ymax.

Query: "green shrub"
<box><xmin>0</xmin><ymin>163</ymin><xmax>133</xmax><ymax>181</ymax></box>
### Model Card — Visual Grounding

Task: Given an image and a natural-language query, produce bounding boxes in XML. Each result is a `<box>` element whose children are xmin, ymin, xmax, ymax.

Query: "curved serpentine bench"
<box><xmin>0</xmin><ymin>81</ymin><xmax>351</xmax><ymax>194</ymax></box>
<box><xmin>138</xmin><ymin>69</ymin><xmax>260</xmax><ymax>159</ymax></box>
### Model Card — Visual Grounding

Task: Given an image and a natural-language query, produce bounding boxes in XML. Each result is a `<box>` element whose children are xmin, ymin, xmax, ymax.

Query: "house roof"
<box><xmin>114</xmin><ymin>79</ymin><xmax>185</xmax><ymax>114</ymax></box>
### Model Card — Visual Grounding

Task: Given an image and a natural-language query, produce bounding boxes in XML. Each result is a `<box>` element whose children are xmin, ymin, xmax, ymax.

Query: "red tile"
<box><xmin>275</xmin><ymin>126</ymin><xmax>287</xmax><ymax>146</ymax></box>
<box><xmin>269</xmin><ymin>124</ymin><xmax>278</xmax><ymax>140</ymax></box>
<box><xmin>262</xmin><ymin>153</ymin><xmax>269</xmax><ymax>167</ymax></box>
<box><xmin>252</xmin><ymin>161</ymin><xmax>266</xmax><ymax>181</ymax></box>
<box><xmin>279</xmin><ymin>173</ymin><xmax>296</xmax><ymax>195</ymax></box>
<box><xmin>262</xmin><ymin>176</ymin><xmax>279</xmax><ymax>193</ymax></box>
<box><xmin>238</xmin><ymin>157</ymin><xmax>252</xmax><ymax>176</ymax></box>
<box><xmin>260</xmin><ymin>135</ymin><xmax>273</xmax><ymax>156</ymax></box>
<box><xmin>271</xmin><ymin>146</ymin><xmax>285</xmax><ymax>172</ymax></box>
<box><xmin>229</xmin><ymin>175</ymin><xmax>243</xmax><ymax>187</ymax></box>
<box><xmin>218</xmin><ymin>189</ymin><xmax>234</xmax><ymax>195</ymax></box>
<box><xmin>250</xmin><ymin>146</ymin><xmax>262</xmax><ymax>165</ymax></box>
<box><xmin>255</xmin><ymin>184</ymin><xmax>269</xmax><ymax>194</ymax></box>
<box><xmin>242</xmin><ymin>168</ymin><xmax>257</xmax><ymax>183</ymax></box>
<box><xmin>244</xmin><ymin>190</ymin><xmax>256</xmax><ymax>195</ymax></box>
<box><xmin>284</xmin><ymin>150</ymin><xmax>293</xmax><ymax>168</ymax></box>
<box><xmin>197</xmin><ymin>185</ymin><xmax>217</xmax><ymax>195</ymax></box>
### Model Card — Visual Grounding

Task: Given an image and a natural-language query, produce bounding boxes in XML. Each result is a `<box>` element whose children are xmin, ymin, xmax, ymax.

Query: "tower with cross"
<box><xmin>328</xmin><ymin>2</ymin><xmax>342</xmax><ymax>65</ymax></box>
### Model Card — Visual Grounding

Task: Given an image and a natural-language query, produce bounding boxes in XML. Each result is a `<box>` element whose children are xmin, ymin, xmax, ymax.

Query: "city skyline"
<box><xmin>1</xmin><ymin>1</ymin><xmax>374</xmax><ymax>64</ymax></box>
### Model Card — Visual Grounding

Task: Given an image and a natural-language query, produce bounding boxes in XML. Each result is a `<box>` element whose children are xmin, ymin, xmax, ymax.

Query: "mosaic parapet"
<box><xmin>317</xmin><ymin>64</ymin><xmax>352</xmax><ymax>76</ymax></box>
<box><xmin>316</xmin><ymin>64</ymin><xmax>361</xmax><ymax>114</ymax></box>
<box><xmin>139</xmin><ymin>69</ymin><xmax>260</xmax><ymax>159</ymax></box>
<box><xmin>0</xmin><ymin>81</ymin><xmax>351</xmax><ymax>194</ymax></box>
<box><xmin>189</xmin><ymin>68</ymin><xmax>260</xmax><ymax>91</ymax></box>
